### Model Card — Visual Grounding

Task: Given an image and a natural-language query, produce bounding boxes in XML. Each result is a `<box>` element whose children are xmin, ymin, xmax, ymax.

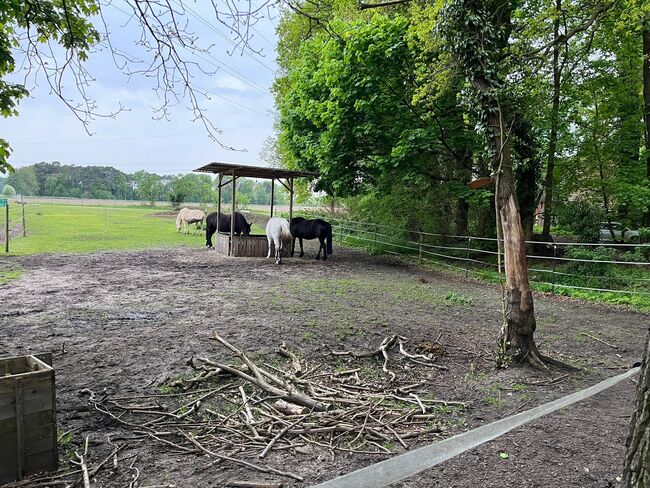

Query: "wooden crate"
<box><xmin>215</xmin><ymin>233</ymin><xmax>291</xmax><ymax>258</ymax></box>
<box><xmin>0</xmin><ymin>355</ymin><xmax>58</xmax><ymax>483</ymax></box>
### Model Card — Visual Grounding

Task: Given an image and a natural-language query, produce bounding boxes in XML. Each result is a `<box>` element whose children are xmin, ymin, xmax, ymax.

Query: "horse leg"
<box><xmin>321</xmin><ymin>237</ymin><xmax>327</xmax><ymax>260</ymax></box>
<box><xmin>275</xmin><ymin>239</ymin><xmax>282</xmax><ymax>265</ymax></box>
<box><xmin>315</xmin><ymin>238</ymin><xmax>322</xmax><ymax>260</ymax></box>
<box><xmin>299</xmin><ymin>238</ymin><xmax>305</xmax><ymax>257</ymax></box>
<box><xmin>267</xmin><ymin>237</ymin><xmax>272</xmax><ymax>258</ymax></box>
<box><xmin>291</xmin><ymin>237</ymin><xmax>296</xmax><ymax>257</ymax></box>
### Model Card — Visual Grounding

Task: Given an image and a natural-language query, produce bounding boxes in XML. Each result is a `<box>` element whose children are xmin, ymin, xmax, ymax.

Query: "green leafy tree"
<box><xmin>6</xmin><ymin>166</ymin><xmax>39</xmax><ymax>196</ymax></box>
<box><xmin>0</xmin><ymin>1</ymin><xmax>100</xmax><ymax>174</ymax></box>
<box><xmin>1</xmin><ymin>184</ymin><xmax>16</xmax><ymax>196</ymax></box>
<box><xmin>133</xmin><ymin>171</ymin><xmax>163</xmax><ymax>205</ymax></box>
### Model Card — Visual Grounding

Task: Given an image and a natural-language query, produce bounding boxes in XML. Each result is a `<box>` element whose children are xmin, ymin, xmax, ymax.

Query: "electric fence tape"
<box><xmin>313</xmin><ymin>366</ymin><xmax>640</xmax><ymax>488</ymax></box>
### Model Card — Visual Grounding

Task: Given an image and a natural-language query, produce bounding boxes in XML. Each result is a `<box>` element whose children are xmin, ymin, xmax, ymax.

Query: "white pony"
<box><xmin>176</xmin><ymin>208</ymin><xmax>206</xmax><ymax>235</ymax></box>
<box><xmin>266</xmin><ymin>217</ymin><xmax>292</xmax><ymax>265</ymax></box>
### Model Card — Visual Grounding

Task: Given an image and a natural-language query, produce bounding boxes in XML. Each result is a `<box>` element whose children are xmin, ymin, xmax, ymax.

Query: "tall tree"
<box><xmin>541</xmin><ymin>0</ymin><xmax>563</xmax><ymax>240</ymax></box>
<box><xmin>623</xmin><ymin>329</ymin><xmax>650</xmax><ymax>486</ymax></box>
<box><xmin>641</xmin><ymin>14</ymin><xmax>650</xmax><ymax>227</ymax></box>
<box><xmin>438</xmin><ymin>0</ymin><xmax>550</xmax><ymax>367</ymax></box>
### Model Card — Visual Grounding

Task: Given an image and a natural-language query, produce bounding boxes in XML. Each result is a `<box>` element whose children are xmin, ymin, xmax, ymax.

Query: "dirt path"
<box><xmin>0</xmin><ymin>245</ymin><xmax>646</xmax><ymax>487</ymax></box>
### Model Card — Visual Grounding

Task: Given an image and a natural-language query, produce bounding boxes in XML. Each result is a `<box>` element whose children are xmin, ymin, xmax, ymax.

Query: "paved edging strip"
<box><xmin>313</xmin><ymin>367</ymin><xmax>640</xmax><ymax>488</ymax></box>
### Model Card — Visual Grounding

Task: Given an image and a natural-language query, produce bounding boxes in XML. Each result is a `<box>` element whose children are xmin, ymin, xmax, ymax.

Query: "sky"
<box><xmin>0</xmin><ymin>1</ymin><xmax>280</xmax><ymax>176</ymax></box>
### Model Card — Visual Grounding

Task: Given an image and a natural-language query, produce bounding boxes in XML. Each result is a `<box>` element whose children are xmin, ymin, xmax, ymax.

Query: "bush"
<box><xmin>1</xmin><ymin>184</ymin><xmax>16</xmax><ymax>197</ymax></box>
<box><xmin>556</xmin><ymin>199</ymin><xmax>603</xmax><ymax>243</ymax></box>
<box><xmin>562</xmin><ymin>246</ymin><xmax>619</xmax><ymax>289</ymax></box>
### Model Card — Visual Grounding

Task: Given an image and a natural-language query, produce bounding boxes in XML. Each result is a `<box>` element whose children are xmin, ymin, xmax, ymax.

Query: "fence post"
<box><xmin>374</xmin><ymin>224</ymin><xmax>378</xmax><ymax>250</ymax></box>
<box><xmin>4</xmin><ymin>201</ymin><xmax>8</xmax><ymax>253</ymax></box>
<box><xmin>339</xmin><ymin>222</ymin><xmax>343</xmax><ymax>244</ymax></box>
<box><xmin>465</xmin><ymin>237</ymin><xmax>472</xmax><ymax>278</ymax></box>
<box><xmin>551</xmin><ymin>244</ymin><xmax>557</xmax><ymax>295</ymax></box>
<box><xmin>21</xmin><ymin>197</ymin><xmax>26</xmax><ymax>237</ymax></box>
<box><xmin>418</xmin><ymin>233</ymin><xmax>423</xmax><ymax>263</ymax></box>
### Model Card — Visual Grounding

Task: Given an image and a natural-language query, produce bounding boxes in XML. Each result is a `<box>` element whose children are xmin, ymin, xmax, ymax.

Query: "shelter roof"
<box><xmin>194</xmin><ymin>162</ymin><xmax>317</xmax><ymax>179</ymax></box>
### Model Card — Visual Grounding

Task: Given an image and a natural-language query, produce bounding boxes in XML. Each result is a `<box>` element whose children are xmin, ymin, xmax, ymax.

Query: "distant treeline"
<box><xmin>0</xmin><ymin>162</ymin><xmax>295</xmax><ymax>206</ymax></box>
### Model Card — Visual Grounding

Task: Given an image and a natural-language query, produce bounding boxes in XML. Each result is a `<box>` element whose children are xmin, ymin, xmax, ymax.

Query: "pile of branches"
<box><xmin>80</xmin><ymin>333</ymin><xmax>462</xmax><ymax>484</ymax></box>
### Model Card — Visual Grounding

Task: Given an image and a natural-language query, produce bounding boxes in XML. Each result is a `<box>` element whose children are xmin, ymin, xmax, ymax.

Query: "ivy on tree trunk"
<box><xmin>622</xmin><ymin>329</ymin><xmax>650</xmax><ymax>486</ymax></box>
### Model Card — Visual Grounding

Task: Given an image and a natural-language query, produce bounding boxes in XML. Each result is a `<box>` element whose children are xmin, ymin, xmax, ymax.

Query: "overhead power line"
<box><xmin>10</xmin><ymin>124</ymin><xmax>273</xmax><ymax>145</ymax></box>
<box><xmin>172</xmin><ymin>0</ymin><xmax>276</xmax><ymax>74</ymax></box>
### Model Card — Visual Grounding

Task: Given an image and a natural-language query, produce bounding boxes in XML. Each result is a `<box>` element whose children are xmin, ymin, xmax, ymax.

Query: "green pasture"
<box><xmin>2</xmin><ymin>204</ymin><xmax>188</xmax><ymax>255</ymax></box>
<box><xmin>2</xmin><ymin>203</ymin><xmax>267</xmax><ymax>255</ymax></box>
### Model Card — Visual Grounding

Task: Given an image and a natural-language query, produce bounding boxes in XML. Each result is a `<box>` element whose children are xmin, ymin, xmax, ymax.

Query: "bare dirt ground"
<box><xmin>0</xmin><ymin>243</ymin><xmax>647</xmax><ymax>487</ymax></box>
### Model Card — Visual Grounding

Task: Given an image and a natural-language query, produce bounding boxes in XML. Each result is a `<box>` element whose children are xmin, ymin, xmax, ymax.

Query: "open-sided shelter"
<box><xmin>194</xmin><ymin>162</ymin><xmax>317</xmax><ymax>257</ymax></box>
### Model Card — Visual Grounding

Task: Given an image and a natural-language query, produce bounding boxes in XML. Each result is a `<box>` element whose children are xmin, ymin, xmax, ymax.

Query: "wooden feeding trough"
<box><xmin>0</xmin><ymin>355</ymin><xmax>57</xmax><ymax>483</ymax></box>
<box><xmin>195</xmin><ymin>162</ymin><xmax>317</xmax><ymax>257</ymax></box>
<box><xmin>215</xmin><ymin>233</ymin><xmax>290</xmax><ymax>258</ymax></box>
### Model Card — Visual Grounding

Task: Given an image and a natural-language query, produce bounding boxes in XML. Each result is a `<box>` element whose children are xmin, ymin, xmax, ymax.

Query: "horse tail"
<box><xmin>281</xmin><ymin>222</ymin><xmax>292</xmax><ymax>242</ymax></box>
<box><xmin>327</xmin><ymin>224</ymin><xmax>333</xmax><ymax>255</ymax></box>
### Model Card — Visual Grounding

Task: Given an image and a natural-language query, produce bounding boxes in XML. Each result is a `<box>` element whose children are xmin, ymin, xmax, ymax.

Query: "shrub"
<box><xmin>556</xmin><ymin>199</ymin><xmax>603</xmax><ymax>243</ymax></box>
<box><xmin>1</xmin><ymin>184</ymin><xmax>16</xmax><ymax>197</ymax></box>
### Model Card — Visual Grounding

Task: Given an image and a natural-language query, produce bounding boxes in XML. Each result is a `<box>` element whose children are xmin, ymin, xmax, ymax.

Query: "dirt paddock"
<box><xmin>0</xmin><ymin>243</ymin><xmax>647</xmax><ymax>487</ymax></box>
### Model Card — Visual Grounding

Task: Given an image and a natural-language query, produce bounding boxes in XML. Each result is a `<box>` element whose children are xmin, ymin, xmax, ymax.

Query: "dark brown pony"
<box><xmin>205</xmin><ymin>212</ymin><xmax>251</xmax><ymax>248</ymax></box>
<box><xmin>290</xmin><ymin>217</ymin><xmax>333</xmax><ymax>260</ymax></box>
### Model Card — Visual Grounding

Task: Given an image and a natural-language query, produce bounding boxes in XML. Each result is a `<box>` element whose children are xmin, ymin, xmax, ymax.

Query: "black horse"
<box><xmin>205</xmin><ymin>212</ymin><xmax>252</xmax><ymax>248</ymax></box>
<box><xmin>290</xmin><ymin>217</ymin><xmax>333</xmax><ymax>260</ymax></box>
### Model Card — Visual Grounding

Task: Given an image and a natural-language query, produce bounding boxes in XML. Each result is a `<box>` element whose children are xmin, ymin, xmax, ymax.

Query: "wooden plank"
<box><xmin>24</xmin><ymin>420</ymin><xmax>55</xmax><ymax>442</ymax></box>
<box><xmin>32</xmin><ymin>353</ymin><xmax>53</xmax><ymax>367</ymax></box>
<box><xmin>0</xmin><ymin>392</ymin><xmax>15</xmax><ymax>409</ymax></box>
<box><xmin>1</xmin><ymin>357</ymin><xmax>28</xmax><ymax>375</ymax></box>
<box><xmin>50</xmin><ymin>369</ymin><xmax>58</xmax><ymax>471</ymax></box>
<box><xmin>15</xmin><ymin>378</ymin><xmax>23</xmax><ymax>480</ymax></box>
<box><xmin>24</xmin><ymin>435</ymin><xmax>54</xmax><ymax>456</ymax></box>
<box><xmin>0</xmin><ymin>384</ymin><xmax>50</xmax><ymax>412</ymax></box>
<box><xmin>24</xmin><ymin>451</ymin><xmax>57</xmax><ymax>475</ymax></box>
<box><xmin>25</xmin><ymin>356</ymin><xmax>53</xmax><ymax>373</ymax></box>
<box><xmin>0</xmin><ymin>392</ymin><xmax>52</xmax><ymax>420</ymax></box>
<box><xmin>0</xmin><ymin>448</ymin><xmax>19</xmax><ymax>484</ymax></box>
<box><xmin>0</xmin><ymin>409</ymin><xmax>54</xmax><ymax>436</ymax></box>
<box><xmin>0</xmin><ymin>375</ymin><xmax>51</xmax><ymax>397</ymax></box>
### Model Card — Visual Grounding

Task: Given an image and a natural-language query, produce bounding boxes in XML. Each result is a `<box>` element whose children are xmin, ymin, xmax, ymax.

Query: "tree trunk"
<box><xmin>513</xmin><ymin>116</ymin><xmax>539</xmax><ymax>243</ymax></box>
<box><xmin>542</xmin><ymin>0</ymin><xmax>562</xmax><ymax>240</ymax></box>
<box><xmin>643</xmin><ymin>18</ymin><xmax>650</xmax><ymax>227</ymax></box>
<box><xmin>622</xmin><ymin>329</ymin><xmax>650</xmax><ymax>486</ymax></box>
<box><xmin>489</xmin><ymin>109</ymin><xmax>543</xmax><ymax>367</ymax></box>
<box><xmin>455</xmin><ymin>198</ymin><xmax>469</xmax><ymax>236</ymax></box>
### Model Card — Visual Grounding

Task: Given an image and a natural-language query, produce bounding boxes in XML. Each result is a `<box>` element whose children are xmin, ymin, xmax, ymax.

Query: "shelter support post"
<box><xmin>230</xmin><ymin>170</ymin><xmax>236</xmax><ymax>256</ymax></box>
<box><xmin>289</xmin><ymin>177</ymin><xmax>294</xmax><ymax>255</ymax></box>
<box><xmin>216</xmin><ymin>174</ymin><xmax>222</xmax><ymax>248</ymax></box>
<box><xmin>4</xmin><ymin>203</ymin><xmax>8</xmax><ymax>253</ymax></box>
<box><xmin>270</xmin><ymin>178</ymin><xmax>275</xmax><ymax>218</ymax></box>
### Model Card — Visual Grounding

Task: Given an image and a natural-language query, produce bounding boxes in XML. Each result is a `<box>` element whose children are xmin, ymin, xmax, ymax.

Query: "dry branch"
<box><xmin>80</xmin><ymin>334</ymin><xmax>463</xmax><ymax>483</ymax></box>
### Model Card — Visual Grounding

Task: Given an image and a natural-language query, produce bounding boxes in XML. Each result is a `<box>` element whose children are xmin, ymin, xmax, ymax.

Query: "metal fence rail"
<box><xmin>328</xmin><ymin>217</ymin><xmax>650</xmax><ymax>299</ymax></box>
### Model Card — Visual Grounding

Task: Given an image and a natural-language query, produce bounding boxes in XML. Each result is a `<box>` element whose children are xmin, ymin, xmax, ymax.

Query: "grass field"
<box><xmin>2</xmin><ymin>203</ymin><xmax>197</xmax><ymax>254</ymax></box>
<box><xmin>1</xmin><ymin>203</ymin><xmax>276</xmax><ymax>255</ymax></box>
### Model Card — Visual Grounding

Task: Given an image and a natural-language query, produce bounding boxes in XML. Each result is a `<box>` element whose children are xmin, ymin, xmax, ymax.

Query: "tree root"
<box><xmin>520</xmin><ymin>345</ymin><xmax>580</xmax><ymax>373</ymax></box>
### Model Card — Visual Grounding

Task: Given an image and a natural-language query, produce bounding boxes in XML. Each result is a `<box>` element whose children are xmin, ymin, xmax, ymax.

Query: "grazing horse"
<box><xmin>290</xmin><ymin>217</ymin><xmax>333</xmax><ymax>260</ymax></box>
<box><xmin>266</xmin><ymin>217</ymin><xmax>292</xmax><ymax>265</ymax></box>
<box><xmin>176</xmin><ymin>208</ymin><xmax>205</xmax><ymax>236</ymax></box>
<box><xmin>205</xmin><ymin>212</ymin><xmax>252</xmax><ymax>248</ymax></box>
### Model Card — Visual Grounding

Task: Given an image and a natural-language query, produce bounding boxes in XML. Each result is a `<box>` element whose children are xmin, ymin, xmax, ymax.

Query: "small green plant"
<box><xmin>57</xmin><ymin>430</ymin><xmax>74</xmax><ymax>446</ymax></box>
<box><xmin>444</xmin><ymin>291</ymin><xmax>473</xmax><ymax>306</ymax></box>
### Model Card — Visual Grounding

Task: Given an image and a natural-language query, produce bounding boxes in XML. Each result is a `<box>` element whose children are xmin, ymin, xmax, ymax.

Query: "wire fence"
<box><xmin>3</xmin><ymin>201</ymin><xmax>649</xmax><ymax>302</ymax></box>
<box><xmin>323</xmin><ymin>217</ymin><xmax>650</xmax><ymax>301</ymax></box>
